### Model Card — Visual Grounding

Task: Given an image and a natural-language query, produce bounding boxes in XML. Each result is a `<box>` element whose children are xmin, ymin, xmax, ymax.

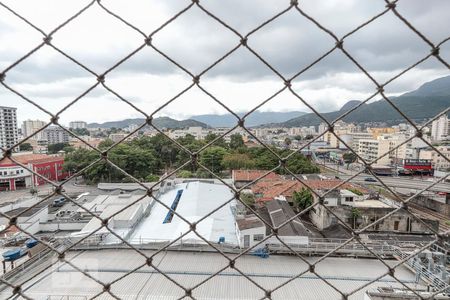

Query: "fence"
<box><xmin>0</xmin><ymin>0</ymin><xmax>449</xmax><ymax>299</ymax></box>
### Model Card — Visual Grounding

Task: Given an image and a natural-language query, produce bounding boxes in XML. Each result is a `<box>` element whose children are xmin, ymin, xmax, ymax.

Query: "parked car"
<box><xmin>52</xmin><ymin>197</ymin><xmax>66</xmax><ymax>207</ymax></box>
<box><xmin>364</xmin><ymin>177</ymin><xmax>377</xmax><ymax>182</ymax></box>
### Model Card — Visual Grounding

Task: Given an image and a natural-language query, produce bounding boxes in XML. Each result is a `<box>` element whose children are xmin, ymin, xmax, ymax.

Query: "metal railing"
<box><xmin>0</xmin><ymin>0</ymin><xmax>449</xmax><ymax>299</ymax></box>
<box><xmin>393</xmin><ymin>248</ymin><xmax>449</xmax><ymax>294</ymax></box>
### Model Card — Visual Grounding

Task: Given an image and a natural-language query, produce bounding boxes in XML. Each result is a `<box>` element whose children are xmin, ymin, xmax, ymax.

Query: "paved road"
<box><xmin>0</xmin><ymin>180</ymin><xmax>99</xmax><ymax>204</ymax></box>
<box><xmin>337</xmin><ymin>174</ymin><xmax>450</xmax><ymax>193</ymax></box>
<box><xmin>318</xmin><ymin>161</ymin><xmax>450</xmax><ymax>193</ymax></box>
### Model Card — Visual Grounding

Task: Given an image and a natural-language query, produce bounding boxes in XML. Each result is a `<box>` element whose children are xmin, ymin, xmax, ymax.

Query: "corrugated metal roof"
<box><xmin>11</xmin><ymin>249</ymin><xmax>424</xmax><ymax>300</ymax></box>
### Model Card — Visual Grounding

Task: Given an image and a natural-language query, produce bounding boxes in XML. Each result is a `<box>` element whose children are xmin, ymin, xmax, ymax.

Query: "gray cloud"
<box><xmin>0</xmin><ymin>0</ymin><xmax>449</xmax><ymax>123</ymax></box>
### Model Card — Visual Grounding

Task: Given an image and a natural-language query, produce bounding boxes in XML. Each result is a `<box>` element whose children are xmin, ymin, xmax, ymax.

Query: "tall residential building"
<box><xmin>43</xmin><ymin>126</ymin><xmax>70</xmax><ymax>145</ymax></box>
<box><xmin>22</xmin><ymin>119</ymin><xmax>46</xmax><ymax>140</ymax></box>
<box><xmin>0</xmin><ymin>106</ymin><xmax>19</xmax><ymax>149</ymax></box>
<box><xmin>419</xmin><ymin>145</ymin><xmax>450</xmax><ymax>171</ymax></box>
<box><xmin>317</xmin><ymin>123</ymin><xmax>327</xmax><ymax>141</ymax></box>
<box><xmin>430</xmin><ymin>115</ymin><xmax>449</xmax><ymax>141</ymax></box>
<box><xmin>69</xmin><ymin>121</ymin><xmax>87</xmax><ymax>129</ymax></box>
<box><xmin>356</xmin><ymin>134</ymin><xmax>407</xmax><ymax>165</ymax></box>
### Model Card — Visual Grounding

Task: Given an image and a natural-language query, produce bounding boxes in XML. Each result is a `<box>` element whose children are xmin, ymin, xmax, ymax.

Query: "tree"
<box><xmin>292</xmin><ymin>188</ymin><xmax>313</xmax><ymax>211</ymax></box>
<box><xmin>195</xmin><ymin>169</ymin><xmax>211</xmax><ymax>178</ymax></box>
<box><xmin>350</xmin><ymin>208</ymin><xmax>361</xmax><ymax>229</ymax></box>
<box><xmin>304</xmin><ymin>134</ymin><xmax>314</xmax><ymax>140</ymax></box>
<box><xmin>98</xmin><ymin>139</ymin><xmax>114</xmax><ymax>150</ymax></box>
<box><xmin>178</xmin><ymin>170</ymin><xmax>194</xmax><ymax>178</ymax></box>
<box><xmin>293</xmin><ymin>135</ymin><xmax>302</xmax><ymax>141</ymax></box>
<box><xmin>283</xmin><ymin>151</ymin><xmax>320</xmax><ymax>174</ymax></box>
<box><xmin>222</xmin><ymin>153</ymin><xmax>254</xmax><ymax>171</ymax></box>
<box><xmin>249</xmin><ymin>147</ymin><xmax>279</xmax><ymax>170</ymax></box>
<box><xmin>284</xmin><ymin>137</ymin><xmax>292</xmax><ymax>148</ymax></box>
<box><xmin>48</xmin><ymin>143</ymin><xmax>70</xmax><ymax>154</ymax></box>
<box><xmin>64</xmin><ymin>142</ymin><xmax>160</xmax><ymax>183</ymax></box>
<box><xmin>229</xmin><ymin>133</ymin><xmax>245</xmax><ymax>150</ymax></box>
<box><xmin>205</xmin><ymin>133</ymin><xmax>227</xmax><ymax>148</ymax></box>
<box><xmin>239</xmin><ymin>193</ymin><xmax>255</xmax><ymax>207</ymax></box>
<box><xmin>63</xmin><ymin>145</ymin><xmax>75</xmax><ymax>153</ymax></box>
<box><xmin>72</xmin><ymin>128</ymin><xmax>90</xmax><ymax>136</ymax></box>
<box><xmin>177</xmin><ymin>134</ymin><xmax>196</xmax><ymax>146</ymax></box>
<box><xmin>145</xmin><ymin>174</ymin><xmax>160</xmax><ymax>182</ymax></box>
<box><xmin>199</xmin><ymin>146</ymin><xmax>228</xmax><ymax>173</ymax></box>
<box><xmin>176</xmin><ymin>136</ymin><xmax>206</xmax><ymax>171</ymax></box>
<box><xmin>109</xmin><ymin>144</ymin><xmax>160</xmax><ymax>181</ymax></box>
<box><xmin>20</xmin><ymin>143</ymin><xmax>33</xmax><ymax>151</ymax></box>
<box><xmin>343</xmin><ymin>152</ymin><xmax>357</xmax><ymax>164</ymax></box>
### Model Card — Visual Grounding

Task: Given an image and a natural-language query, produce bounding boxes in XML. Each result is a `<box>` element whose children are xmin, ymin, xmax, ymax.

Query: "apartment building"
<box><xmin>431</xmin><ymin>115</ymin><xmax>449</xmax><ymax>141</ymax></box>
<box><xmin>356</xmin><ymin>134</ymin><xmax>407</xmax><ymax>165</ymax></box>
<box><xmin>321</xmin><ymin>121</ymin><xmax>359</xmax><ymax>148</ymax></box>
<box><xmin>21</xmin><ymin>119</ymin><xmax>46</xmax><ymax>140</ymax></box>
<box><xmin>419</xmin><ymin>145</ymin><xmax>450</xmax><ymax>171</ymax></box>
<box><xmin>0</xmin><ymin>106</ymin><xmax>19</xmax><ymax>150</ymax></box>
<box><xmin>168</xmin><ymin>126</ymin><xmax>206</xmax><ymax>140</ymax></box>
<box><xmin>43</xmin><ymin>126</ymin><xmax>70</xmax><ymax>145</ymax></box>
<box><xmin>367</xmin><ymin>127</ymin><xmax>397</xmax><ymax>138</ymax></box>
<box><xmin>69</xmin><ymin>121</ymin><xmax>87</xmax><ymax>129</ymax></box>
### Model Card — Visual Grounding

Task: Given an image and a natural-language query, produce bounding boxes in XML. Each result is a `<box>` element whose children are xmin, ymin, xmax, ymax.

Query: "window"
<box><xmin>253</xmin><ymin>234</ymin><xmax>264</xmax><ymax>242</ymax></box>
<box><xmin>345</xmin><ymin>197</ymin><xmax>354</xmax><ymax>202</ymax></box>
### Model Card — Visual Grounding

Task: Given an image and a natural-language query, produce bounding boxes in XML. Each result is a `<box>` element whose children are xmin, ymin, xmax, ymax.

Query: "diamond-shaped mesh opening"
<box><xmin>0</xmin><ymin>0</ymin><xmax>449</xmax><ymax>299</ymax></box>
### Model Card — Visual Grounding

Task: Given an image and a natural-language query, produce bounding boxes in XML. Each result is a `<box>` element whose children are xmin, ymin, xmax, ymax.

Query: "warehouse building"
<box><xmin>0</xmin><ymin>249</ymin><xmax>428</xmax><ymax>299</ymax></box>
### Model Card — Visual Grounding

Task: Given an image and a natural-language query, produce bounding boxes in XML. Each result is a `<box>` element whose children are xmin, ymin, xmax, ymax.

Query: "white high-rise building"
<box><xmin>431</xmin><ymin>115</ymin><xmax>449</xmax><ymax>141</ymax></box>
<box><xmin>69</xmin><ymin>121</ymin><xmax>87</xmax><ymax>129</ymax></box>
<box><xmin>0</xmin><ymin>106</ymin><xmax>19</xmax><ymax>150</ymax></box>
<box><xmin>43</xmin><ymin>126</ymin><xmax>70</xmax><ymax>144</ymax></box>
<box><xmin>22</xmin><ymin>119</ymin><xmax>46</xmax><ymax>140</ymax></box>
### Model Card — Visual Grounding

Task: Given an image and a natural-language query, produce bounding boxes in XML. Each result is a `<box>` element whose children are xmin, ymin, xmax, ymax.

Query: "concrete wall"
<box><xmin>411</xmin><ymin>195</ymin><xmax>450</xmax><ymax>216</ymax></box>
<box><xmin>267</xmin><ymin>235</ymin><xmax>309</xmax><ymax>246</ymax></box>
<box><xmin>39</xmin><ymin>221</ymin><xmax>87</xmax><ymax>232</ymax></box>
<box><xmin>18</xmin><ymin>219</ymin><xmax>40</xmax><ymax>235</ymax></box>
<box><xmin>236</xmin><ymin>225</ymin><xmax>266</xmax><ymax>248</ymax></box>
<box><xmin>0</xmin><ymin>196</ymin><xmax>40</xmax><ymax>214</ymax></box>
<box><xmin>113</xmin><ymin>204</ymin><xmax>144</xmax><ymax>229</ymax></box>
<box><xmin>310</xmin><ymin>205</ymin><xmax>439</xmax><ymax>233</ymax></box>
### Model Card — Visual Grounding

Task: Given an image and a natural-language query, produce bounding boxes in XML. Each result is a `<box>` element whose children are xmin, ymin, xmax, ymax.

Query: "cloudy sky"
<box><xmin>0</xmin><ymin>0</ymin><xmax>449</xmax><ymax>125</ymax></box>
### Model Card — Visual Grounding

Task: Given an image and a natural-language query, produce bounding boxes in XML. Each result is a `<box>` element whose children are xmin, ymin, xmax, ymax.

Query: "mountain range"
<box><xmin>88</xmin><ymin>116</ymin><xmax>208</xmax><ymax>129</ymax></box>
<box><xmin>87</xmin><ymin>75</ymin><xmax>450</xmax><ymax>129</ymax></box>
<box><xmin>276</xmin><ymin>75</ymin><xmax>450</xmax><ymax>128</ymax></box>
<box><xmin>190</xmin><ymin>111</ymin><xmax>306</xmax><ymax>127</ymax></box>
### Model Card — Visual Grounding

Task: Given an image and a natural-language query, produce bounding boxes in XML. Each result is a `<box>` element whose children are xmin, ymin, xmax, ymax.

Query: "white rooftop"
<box><xmin>4</xmin><ymin>249</ymin><xmax>425</xmax><ymax>300</ymax></box>
<box><xmin>353</xmin><ymin>200</ymin><xmax>391</xmax><ymax>208</ymax></box>
<box><xmin>129</xmin><ymin>181</ymin><xmax>238</xmax><ymax>245</ymax></box>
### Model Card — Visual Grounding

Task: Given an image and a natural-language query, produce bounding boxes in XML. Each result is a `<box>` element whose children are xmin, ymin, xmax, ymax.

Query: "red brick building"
<box><xmin>0</xmin><ymin>153</ymin><xmax>68</xmax><ymax>191</ymax></box>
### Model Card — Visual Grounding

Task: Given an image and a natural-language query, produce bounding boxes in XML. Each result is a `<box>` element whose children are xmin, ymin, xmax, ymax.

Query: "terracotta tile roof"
<box><xmin>253</xmin><ymin>179</ymin><xmax>363</xmax><ymax>202</ymax></box>
<box><xmin>236</xmin><ymin>217</ymin><xmax>265</xmax><ymax>230</ymax></box>
<box><xmin>232</xmin><ymin>170</ymin><xmax>281</xmax><ymax>182</ymax></box>
<box><xmin>28</xmin><ymin>156</ymin><xmax>64</xmax><ymax>164</ymax></box>
<box><xmin>0</xmin><ymin>153</ymin><xmax>49</xmax><ymax>166</ymax></box>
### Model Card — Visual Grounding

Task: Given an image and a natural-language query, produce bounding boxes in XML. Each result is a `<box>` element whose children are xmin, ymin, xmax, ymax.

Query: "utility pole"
<box><xmin>394</xmin><ymin>147</ymin><xmax>398</xmax><ymax>177</ymax></box>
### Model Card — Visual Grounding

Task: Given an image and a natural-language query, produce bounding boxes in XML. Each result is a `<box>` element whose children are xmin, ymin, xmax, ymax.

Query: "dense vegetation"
<box><xmin>63</xmin><ymin>133</ymin><xmax>319</xmax><ymax>184</ymax></box>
